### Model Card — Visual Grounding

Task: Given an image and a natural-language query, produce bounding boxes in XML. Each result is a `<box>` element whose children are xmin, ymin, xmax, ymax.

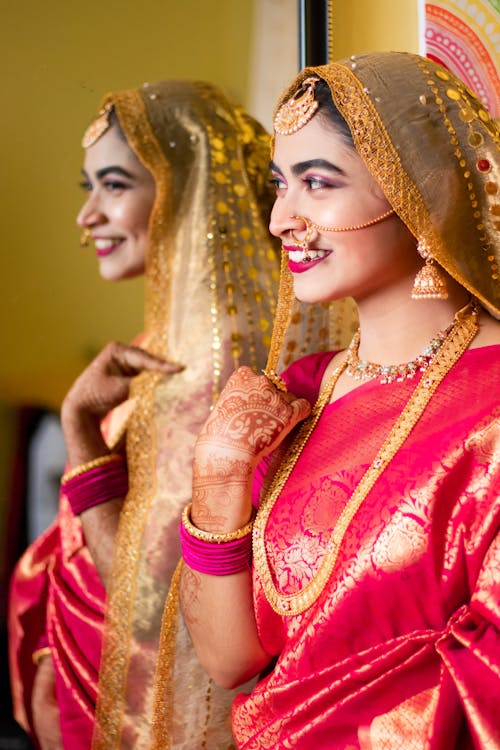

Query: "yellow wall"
<box><xmin>333</xmin><ymin>0</ymin><xmax>419</xmax><ymax>58</ymax></box>
<box><xmin>0</xmin><ymin>0</ymin><xmax>419</xmax><ymax>410</ymax></box>
<box><xmin>1</xmin><ymin>1</ymin><xmax>255</xmax><ymax>409</ymax></box>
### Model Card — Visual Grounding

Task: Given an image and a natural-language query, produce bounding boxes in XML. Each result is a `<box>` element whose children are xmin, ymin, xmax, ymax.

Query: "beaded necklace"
<box><xmin>253</xmin><ymin>300</ymin><xmax>479</xmax><ymax>616</ymax></box>
<box><xmin>346</xmin><ymin>322</ymin><xmax>455</xmax><ymax>384</ymax></box>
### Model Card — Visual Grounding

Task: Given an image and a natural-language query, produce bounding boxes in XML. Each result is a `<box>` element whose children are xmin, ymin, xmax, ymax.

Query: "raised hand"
<box><xmin>192</xmin><ymin>366</ymin><xmax>310</xmax><ymax>533</ymax></box>
<box><xmin>196</xmin><ymin>365</ymin><xmax>311</xmax><ymax>465</ymax></box>
<box><xmin>61</xmin><ymin>342</ymin><xmax>183</xmax><ymax>467</ymax></box>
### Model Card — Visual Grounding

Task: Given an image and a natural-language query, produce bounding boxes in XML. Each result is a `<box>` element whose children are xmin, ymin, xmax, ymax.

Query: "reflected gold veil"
<box><xmin>89</xmin><ymin>81</ymin><xmax>281</xmax><ymax>749</ymax></box>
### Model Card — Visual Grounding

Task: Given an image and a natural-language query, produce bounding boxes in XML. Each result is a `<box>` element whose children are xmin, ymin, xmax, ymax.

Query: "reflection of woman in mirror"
<box><xmin>9</xmin><ymin>81</ymin><xmax>280</xmax><ymax>749</ymax></box>
<box><xmin>180</xmin><ymin>53</ymin><xmax>500</xmax><ymax>748</ymax></box>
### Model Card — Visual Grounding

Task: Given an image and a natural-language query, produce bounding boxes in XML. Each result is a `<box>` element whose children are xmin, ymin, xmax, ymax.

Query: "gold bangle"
<box><xmin>182</xmin><ymin>503</ymin><xmax>254</xmax><ymax>543</ymax></box>
<box><xmin>61</xmin><ymin>453</ymin><xmax>123</xmax><ymax>484</ymax></box>
<box><xmin>32</xmin><ymin>646</ymin><xmax>51</xmax><ymax>666</ymax></box>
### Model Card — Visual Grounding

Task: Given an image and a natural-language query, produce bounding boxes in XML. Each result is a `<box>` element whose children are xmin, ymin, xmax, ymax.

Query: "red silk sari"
<box><xmin>8</xmin><ymin>384</ymin><xmax>136</xmax><ymax>748</ymax></box>
<box><xmin>234</xmin><ymin>345</ymin><xmax>500</xmax><ymax>749</ymax></box>
<box><xmin>9</xmin><ymin>492</ymin><xmax>106</xmax><ymax>750</ymax></box>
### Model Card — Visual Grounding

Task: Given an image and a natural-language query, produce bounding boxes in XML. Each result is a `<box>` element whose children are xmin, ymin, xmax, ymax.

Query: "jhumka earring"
<box><xmin>411</xmin><ymin>240</ymin><xmax>448</xmax><ymax>299</ymax></box>
<box><xmin>80</xmin><ymin>229</ymin><xmax>92</xmax><ymax>248</ymax></box>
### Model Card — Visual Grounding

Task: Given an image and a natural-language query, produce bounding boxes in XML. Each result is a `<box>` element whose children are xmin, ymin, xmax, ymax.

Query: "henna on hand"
<box><xmin>196</xmin><ymin>366</ymin><xmax>311</xmax><ymax>465</ymax></box>
<box><xmin>192</xmin><ymin>456</ymin><xmax>254</xmax><ymax>532</ymax></box>
<box><xmin>191</xmin><ymin>367</ymin><xmax>310</xmax><ymax>532</ymax></box>
<box><xmin>180</xmin><ymin>564</ymin><xmax>202</xmax><ymax>626</ymax></box>
<box><xmin>61</xmin><ymin>342</ymin><xmax>184</xmax><ymax>467</ymax></box>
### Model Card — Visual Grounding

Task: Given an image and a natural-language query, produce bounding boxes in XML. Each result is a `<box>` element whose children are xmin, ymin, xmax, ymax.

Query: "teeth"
<box><xmin>288</xmin><ymin>249</ymin><xmax>328</xmax><ymax>262</ymax></box>
<box><xmin>95</xmin><ymin>238</ymin><xmax>122</xmax><ymax>249</ymax></box>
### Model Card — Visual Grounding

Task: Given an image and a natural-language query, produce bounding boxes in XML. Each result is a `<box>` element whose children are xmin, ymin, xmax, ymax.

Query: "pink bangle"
<box><xmin>62</xmin><ymin>460</ymin><xmax>128</xmax><ymax>515</ymax></box>
<box><xmin>180</xmin><ymin>522</ymin><xmax>252</xmax><ymax>575</ymax></box>
<box><xmin>61</xmin><ymin>453</ymin><xmax>122</xmax><ymax>482</ymax></box>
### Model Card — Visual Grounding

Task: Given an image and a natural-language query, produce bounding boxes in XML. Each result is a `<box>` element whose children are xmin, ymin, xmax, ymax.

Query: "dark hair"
<box><xmin>108</xmin><ymin>106</ymin><xmax>128</xmax><ymax>142</ymax></box>
<box><xmin>314</xmin><ymin>79</ymin><xmax>353</xmax><ymax>146</ymax></box>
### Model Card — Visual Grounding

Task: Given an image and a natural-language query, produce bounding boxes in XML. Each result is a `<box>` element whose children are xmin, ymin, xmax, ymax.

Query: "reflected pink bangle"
<box><xmin>61</xmin><ymin>457</ymin><xmax>128</xmax><ymax>516</ymax></box>
<box><xmin>180</xmin><ymin>520</ymin><xmax>252</xmax><ymax>575</ymax></box>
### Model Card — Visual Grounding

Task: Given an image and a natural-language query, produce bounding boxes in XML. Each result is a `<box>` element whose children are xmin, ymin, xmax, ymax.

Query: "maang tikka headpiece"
<box><xmin>82</xmin><ymin>101</ymin><xmax>113</xmax><ymax>148</ymax></box>
<box><xmin>274</xmin><ymin>77</ymin><xmax>320</xmax><ymax>135</ymax></box>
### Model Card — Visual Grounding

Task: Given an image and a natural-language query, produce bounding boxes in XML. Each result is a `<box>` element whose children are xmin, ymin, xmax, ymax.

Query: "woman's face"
<box><xmin>269</xmin><ymin>113</ymin><xmax>419</xmax><ymax>305</ymax></box>
<box><xmin>77</xmin><ymin>123</ymin><xmax>156</xmax><ymax>281</ymax></box>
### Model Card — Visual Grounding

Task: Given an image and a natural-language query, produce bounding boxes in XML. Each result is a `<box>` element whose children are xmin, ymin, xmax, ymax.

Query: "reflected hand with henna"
<box><xmin>61</xmin><ymin>341</ymin><xmax>184</xmax><ymax>467</ymax></box>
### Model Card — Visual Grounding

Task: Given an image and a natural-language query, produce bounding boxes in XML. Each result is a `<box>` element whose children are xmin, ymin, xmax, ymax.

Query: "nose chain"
<box><xmin>290</xmin><ymin>208</ymin><xmax>395</xmax><ymax>251</ymax></box>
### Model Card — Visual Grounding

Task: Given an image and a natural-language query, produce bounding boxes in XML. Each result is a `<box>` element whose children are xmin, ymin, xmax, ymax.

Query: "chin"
<box><xmin>98</xmin><ymin>262</ymin><xmax>145</xmax><ymax>282</ymax></box>
<box><xmin>293</xmin><ymin>283</ymin><xmax>342</xmax><ymax>305</ymax></box>
<box><xmin>98</xmin><ymin>266</ymin><xmax>124</xmax><ymax>282</ymax></box>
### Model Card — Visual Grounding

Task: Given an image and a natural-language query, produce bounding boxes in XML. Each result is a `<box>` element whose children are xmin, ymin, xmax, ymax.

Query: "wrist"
<box><xmin>61</xmin><ymin>454</ymin><xmax>128</xmax><ymax>515</ymax></box>
<box><xmin>192</xmin><ymin>481</ymin><xmax>254</xmax><ymax>534</ymax></box>
<box><xmin>61</xmin><ymin>404</ymin><xmax>108</xmax><ymax>467</ymax></box>
<box><xmin>180</xmin><ymin>504</ymin><xmax>254</xmax><ymax>576</ymax></box>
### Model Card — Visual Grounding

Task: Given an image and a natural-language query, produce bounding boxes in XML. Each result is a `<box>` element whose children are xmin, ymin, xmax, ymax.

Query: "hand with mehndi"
<box><xmin>195</xmin><ymin>366</ymin><xmax>311</xmax><ymax>466</ymax></box>
<box><xmin>191</xmin><ymin>366</ymin><xmax>311</xmax><ymax>533</ymax></box>
<box><xmin>61</xmin><ymin>341</ymin><xmax>184</xmax><ymax>467</ymax></box>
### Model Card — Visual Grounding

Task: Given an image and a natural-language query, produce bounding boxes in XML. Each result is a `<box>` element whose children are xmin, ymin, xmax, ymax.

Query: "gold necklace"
<box><xmin>346</xmin><ymin>321</ymin><xmax>454</xmax><ymax>384</ymax></box>
<box><xmin>253</xmin><ymin>300</ymin><xmax>479</xmax><ymax>616</ymax></box>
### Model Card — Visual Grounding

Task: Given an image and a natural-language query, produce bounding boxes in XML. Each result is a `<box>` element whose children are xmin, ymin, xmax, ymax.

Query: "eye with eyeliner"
<box><xmin>302</xmin><ymin>175</ymin><xmax>337</xmax><ymax>190</ymax></box>
<box><xmin>102</xmin><ymin>179</ymin><xmax>130</xmax><ymax>193</ymax></box>
<box><xmin>268</xmin><ymin>175</ymin><xmax>286</xmax><ymax>191</ymax></box>
<box><xmin>78</xmin><ymin>176</ymin><xmax>132</xmax><ymax>194</ymax></box>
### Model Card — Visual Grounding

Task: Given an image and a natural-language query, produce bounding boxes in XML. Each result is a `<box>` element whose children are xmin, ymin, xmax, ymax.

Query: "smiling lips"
<box><xmin>94</xmin><ymin>237</ymin><xmax>125</xmax><ymax>257</ymax></box>
<box><xmin>283</xmin><ymin>244</ymin><xmax>332</xmax><ymax>274</ymax></box>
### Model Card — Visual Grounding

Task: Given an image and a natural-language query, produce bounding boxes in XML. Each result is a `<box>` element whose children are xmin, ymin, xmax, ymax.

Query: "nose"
<box><xmin>76</xmin><ymin>191</ymin><xmax>105</xmax><ymax>229</ymax></box>
<box><xmin>269</xmin><ymin>205</ymin><xmax>310</xmax><ymax>244</ymax></box>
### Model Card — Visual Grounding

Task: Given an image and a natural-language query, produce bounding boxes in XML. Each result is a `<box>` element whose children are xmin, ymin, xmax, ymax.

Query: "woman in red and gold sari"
<box><xmin>180</xmin><ymin>52</ymin><xmax>500</xmax><ymax>748</ymax></box>
<box><xmin>9</xmin><ymin>81</ymin><xmax>280</xmax><ymax>749</ymax></box>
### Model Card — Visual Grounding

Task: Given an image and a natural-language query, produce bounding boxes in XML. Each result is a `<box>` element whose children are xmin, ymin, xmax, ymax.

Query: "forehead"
<box><xmin>272</xmin><ymin>114</ymin><xmax>359</xmax><ymax>168</ymax></box>
<box><xmin>82</xmin><ymin>124</ymin><xmax>142</xmax><ymax>171</ymax></box>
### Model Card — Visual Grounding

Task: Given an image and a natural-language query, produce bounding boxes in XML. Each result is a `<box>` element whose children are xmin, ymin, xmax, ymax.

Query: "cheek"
<box><xmin>127</xmin><ymin>197</ymin><xmax>154</xmax><ymax>237</ymax></box>
<box><xmin>311</xmin><ymin>197</ymin><xmax>369</xmax><ymax>230</ymax></box>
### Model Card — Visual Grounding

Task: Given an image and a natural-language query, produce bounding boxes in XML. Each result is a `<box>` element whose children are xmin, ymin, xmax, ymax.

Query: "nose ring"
<box><xmin>80</xmin><ymin>229</ymin><xmax>92</xmax><ymax>248</ymax></box>
<box><xmin>290</xmin><ymin>216</ymin><xmax>315</xmax><ymax>258</ymax></box>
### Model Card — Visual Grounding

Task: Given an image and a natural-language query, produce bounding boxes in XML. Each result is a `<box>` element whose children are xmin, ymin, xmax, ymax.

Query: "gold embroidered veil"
<box><xmin>266</xmin><ymin>51</ymin><xmax>500</xmax><ymax>378</ymax></box>
<box><xmin>88</xmin><ymin>81</ymin><xmax>280</xmax><ymax>749</ymax></box>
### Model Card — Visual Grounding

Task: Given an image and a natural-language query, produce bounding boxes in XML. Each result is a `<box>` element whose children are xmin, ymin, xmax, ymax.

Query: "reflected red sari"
<box><xmin>234</xmin><ymin>345</ymin><xmax>500</xmax><ymax>749</ymax></box>
<box><xmin>9</xmin><ymin>495</ymin><xmax>105</xmax><ymax>749</ymax></box>
<box><xmin>8</xmin><ymin>400</ymin><xmax>132</xmax><ymax>748</ymax></box>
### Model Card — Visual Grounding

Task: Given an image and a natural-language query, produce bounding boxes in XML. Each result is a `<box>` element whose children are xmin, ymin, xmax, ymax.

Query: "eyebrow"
<box><xmin>81</xmin><ymin>166</ymin><xmax>136</xmax><ymax>180</ymax></box>
<box><xmin>269</xmin><ymin>158</ymin><xmax>346</xmax><ymax>177</ymax></box>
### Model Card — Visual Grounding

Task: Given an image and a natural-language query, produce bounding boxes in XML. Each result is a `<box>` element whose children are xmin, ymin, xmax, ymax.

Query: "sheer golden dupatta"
<box><xmin>266</xmin><ymin>52</ymin><xmax>500</xmax><ymax>380</ymax></box>
<box><xmin>91</xmin><ymin>82</ymin><xmax>280</xmax><ymax>749</ymax></box>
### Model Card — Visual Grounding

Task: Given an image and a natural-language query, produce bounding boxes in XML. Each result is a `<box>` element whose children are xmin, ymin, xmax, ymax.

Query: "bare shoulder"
<box><xmin>471</xmin><ymin>311</ymin><xmax>500</xmax><ymax>348</ymax></box>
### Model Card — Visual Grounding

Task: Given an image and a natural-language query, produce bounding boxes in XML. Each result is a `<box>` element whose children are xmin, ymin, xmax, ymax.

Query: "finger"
<box><xmin>111</xmin><ymin>344</ymin><xmax>184</xmax><ymax>377</ymax></box>
<box><xmin>289</xmin><ymin>397</ymin><xmax>312</xmax><ymax>425</ymax></box>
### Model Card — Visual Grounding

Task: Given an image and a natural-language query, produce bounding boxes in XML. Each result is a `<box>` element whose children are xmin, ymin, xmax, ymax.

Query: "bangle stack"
<box><xmin>61</xmin><ymin>454</ymin><xmax>128</xmax><ymax>516</ymax></box>
<box><xmin>180</xmin><ymin>503</ymin><xmax>254</xmax><ymax>576</ymax></box>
